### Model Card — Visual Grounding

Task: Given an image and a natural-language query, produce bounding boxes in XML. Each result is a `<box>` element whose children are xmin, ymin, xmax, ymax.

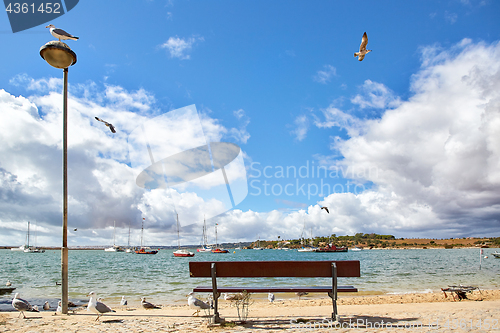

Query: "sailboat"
<box><xmin>173</xmin><ymin>214</ymin><xmax>195</xmax><ymax>257</ymax></box>
<box><xmin>197</xmin><ymin>217</ymin><xmax>212</xmax><ymax>252</ymax></box>
<box><xmin>297</xmin><ymin>222</ymin><xmax>316</xmax><ymax>252</ymax></box>
<box><xmin>211</xmin><ymin>223</ymin><xmax>228</xmax><ymax>253</ymax></box>
<box><xmin>135</xmin><ymin>218</ymin><xmax>158</xmax><ymax>254</ymax></box>
<box><xmin>104</xmin><ymin>221</ymin><xmax>124</xmax><ymax>252</ymax></box>
<box><xmin>253</xmin><ymin>236</ymin><xmax>263</xmax><ymax>250</ymax></box>
<box><xmin>23</xmin><ymin>221</ymin><xmax>45</xmax><ymax>253</ymax></box>
<box><xmin>11</xmin><ymin>222</ymin><xmax>29</xmax><ymax>251</ymax></box>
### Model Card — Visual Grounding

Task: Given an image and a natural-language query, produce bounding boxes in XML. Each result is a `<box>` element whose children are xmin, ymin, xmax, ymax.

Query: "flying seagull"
<box><xmin>87</xmin><ymin>291</ymin><xmax>115</xmax><ymax>321</ymax></box>
<box><xmin>95</xmin><ymin>117</ymin><xmax>116</xmax><ymax>133</ymax></box>
<box><xmin>354</xmin><ymin>32</ymin><xmax>372</xmax><ymax>61</ymax></box>
<box><xmin>141</xmin><ymin>297</ymin><xmax>160</xmax><ymax>309</ymax></box>
<box><xmin>187</xmin><ymin>292</ymin><xmax>210</xmax><ymax>316</ymax></box>
<box><xmin>45</xmin><ymin>24</ymin><xmax>79</xmax><ymax>42</ymax></box>
<box><xmin>12</xmin><ymin>293</ymin><xmax>36</xmax><ymax>319</ymax></box>
<box><xmin>321</xmin><ymin>206</ymin><xmax>329</xmax><ymax>213</ymax></box>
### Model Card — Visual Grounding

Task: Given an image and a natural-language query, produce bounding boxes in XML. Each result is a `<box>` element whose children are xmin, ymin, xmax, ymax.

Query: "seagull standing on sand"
<box><xmin>87</xmin><ymin>291</ymin><xmax>115</xmax><ymax>321</ymax></box>
<box><xmin>141</xmin><ymin>297</ymin><xmax>160</xmax><ymax>309</ymax></box>
<box><xmin>268</xmin><ymin>292</ymin><xmax>275</xmax><ymax>302</ymax></box>
<box><xmin>187</xmin><ymin>292</ymin><xmax>210</xmax><ymax>316</ymax></box>
<box><xmin>43</xmin><ymin>301</ymin><xmax>50</xmax><ymax>311</ymax></box>
<box><xmin>120</xmin><ymin>296</ymin><xmax>127</xmax><ymax>306</ymax></box>
<box><xmin>56</xmin><ymin>301</ymin><xmax>62</xmax><ymax>313</ymax></box>
<box><xmin>354</xmin><ymin>32</ymin><xmax>372</xmax><ymax>61</ymax></box>
<box><xmin>45</xmin><ymin>24</ymin><xmax>79</xmax><ymax>42</ymax></box>
<box><xmin>12</xmin><ymin>293</ymin><xmax>36</xmax><ymax>318</ymax></box>
<box><xmin>320</xmin><ymin>206</ymin><xmax>329</xmax><ymax>213</ymax></box>
<box><xmin>296</xmin><ymin>291</ymin><xmax>308</xmax><ymax>300</ymax></box>
<box><xmin>95</xmin><ymin>117</ymin><xmax>117</xmax><ymax>133</ymax></box>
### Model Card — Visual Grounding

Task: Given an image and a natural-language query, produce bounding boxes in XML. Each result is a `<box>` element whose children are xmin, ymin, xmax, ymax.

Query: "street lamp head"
<box><xmin>40</xmin><ymin>41</ymin><xmax>77</xmax><ymax>69</ymax></box>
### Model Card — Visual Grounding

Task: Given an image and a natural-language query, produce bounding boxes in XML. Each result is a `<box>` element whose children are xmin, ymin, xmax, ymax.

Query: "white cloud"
<box><xmin>445</xmin><ymin>11</ymin><xmax>458</xmax><ymax>24</ymax></box>
<box><xmin>229</xmin><ymin>109</ymin><xmax>250</xmax><ymax>144</ymax></box>
<box><xmin>291</xmin><ymin>115</ymin><xmax>310</xmax><ymax>141</ymax></box>
<box><xmin>314</xmin><ymin>65</ymin><xmax>337</xmax><ymax>84</ymax></box>
<box><xmin>351</xmin><ymin>80</ymin><xmax>401</xmax><ymax>109</ymax></box>
<box><xmin>159</xmin><ymin>36</ymin><xmax>204</xmax><ymax>60</ymax></box>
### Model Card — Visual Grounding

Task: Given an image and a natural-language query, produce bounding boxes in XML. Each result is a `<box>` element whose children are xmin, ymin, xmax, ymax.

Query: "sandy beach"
<box><xmin>1</xmin><ymin>290</ymin><xmax>499</xmax><ymax>332</ymax></box>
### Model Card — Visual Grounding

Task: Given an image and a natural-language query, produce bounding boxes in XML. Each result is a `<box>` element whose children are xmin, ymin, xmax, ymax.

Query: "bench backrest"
<box><xmin>189</xmin><ymin>260</ymin><xmax>360</xmax><ymax>278</ymax></box>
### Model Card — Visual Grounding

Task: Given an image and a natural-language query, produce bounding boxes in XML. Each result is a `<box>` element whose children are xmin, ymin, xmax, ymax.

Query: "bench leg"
<box><xmin>211</xmin><ymin>263</ymin><xmax>221</xmax><ymax>323</ymax></box>
<box><xmin>330</xmin><ymin>263</ymin><xmax>338</xmax><ymax>321</ymax></box>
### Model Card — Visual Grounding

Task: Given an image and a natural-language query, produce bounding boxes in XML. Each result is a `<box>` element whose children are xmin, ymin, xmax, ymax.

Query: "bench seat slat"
<box><xmin>189</xmin><ymin>260</ymin><xmax>360</xmax><ymax>278</ymax></box>
<box><xmin>193</xmin><ymin>285</ymin><xmax>358</xmax><ymax>293</ymax></box>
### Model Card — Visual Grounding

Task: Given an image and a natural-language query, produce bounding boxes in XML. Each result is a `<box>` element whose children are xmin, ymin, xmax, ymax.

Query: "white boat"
<box><xmin>492</xmin><ymin>252</ymin><xmax>500</xmax><ymax>258</ymax></box>
<box><xmin>253</xmin><ymin>238</ymin><xmax>263</xmax><ymax>250</ymax></box>
<box><xmin>22</xmin><ymin>221</ymin><xmax>45</xmax><ymax>253</ymax></box>
<box><xmin>297</xmin><ymin>247</ymin><xmax>315</xmax><ymax>252</ymax></box>
<box><xmin>11</xmin><ymin>245</ymin><xmax>28</xmax><ymax>252</ymax></box>
<box><xmin>104</xmin><ymin>221</ymin><xmax>124</xmax><ymax>252</ymax></box>
<box><xmin>197</xmin><ymin>217</ymin><xmax>212</xmax><ymax>252</ymax></box>
<box><xmin>351</xmin><ymin>247</ymin><xmax>363</xmax><ymax>251</ymax></box>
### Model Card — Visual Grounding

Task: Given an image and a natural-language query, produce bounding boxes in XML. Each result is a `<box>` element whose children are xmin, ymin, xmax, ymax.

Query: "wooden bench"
<box><xmin>189</xmin><ymin>260</ymin><xmax>360</xmax><ymax>322</ymax></box>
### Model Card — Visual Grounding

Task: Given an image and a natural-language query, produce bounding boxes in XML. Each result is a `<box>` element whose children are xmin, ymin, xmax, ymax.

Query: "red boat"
<box><xmin>211</xmin><ymin>248</ymin><xmax>229</xmax><ymax>253</ymax></box>
<box><xmin>314</xmin><ymin>245</ymin><xmax>348</xmax><ymax>252</ymax></box>
<box><xmin>135</xmin><ymin>247</ymin><xmax>158</xmax><ymax>254</ymax></box>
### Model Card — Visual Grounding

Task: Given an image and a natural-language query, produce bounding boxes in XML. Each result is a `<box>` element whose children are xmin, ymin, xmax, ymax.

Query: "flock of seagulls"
<box><xmin>10</xmin><ymin>289</ymin><xmax>299</xmax><ymax>320</ymax></box>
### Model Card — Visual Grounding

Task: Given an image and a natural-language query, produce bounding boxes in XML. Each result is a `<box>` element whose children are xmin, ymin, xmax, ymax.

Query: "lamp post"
<box><xmin>40</xmin><ymin>41</ymin><xmax>77</xmax><ymax>315</ymax></box>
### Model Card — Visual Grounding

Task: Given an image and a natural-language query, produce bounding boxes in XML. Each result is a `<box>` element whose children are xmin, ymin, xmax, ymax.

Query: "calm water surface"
<box><xmin>1</xmin><ymin>248</ymin><xmax>499</xmax><ymax>307</ymax></box>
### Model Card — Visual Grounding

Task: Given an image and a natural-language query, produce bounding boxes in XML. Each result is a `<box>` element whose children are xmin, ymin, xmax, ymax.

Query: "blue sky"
<box><xmin>1</xmin><ymin>0</ymin><xmax>500</xmax><ymax>247</ymax></box>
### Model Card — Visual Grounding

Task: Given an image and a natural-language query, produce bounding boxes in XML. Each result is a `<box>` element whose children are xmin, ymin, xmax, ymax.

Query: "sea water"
<box><xmin>0</xmin><ymin>248</ymin><xmax>499</xmax><ymax>309</ymax></box>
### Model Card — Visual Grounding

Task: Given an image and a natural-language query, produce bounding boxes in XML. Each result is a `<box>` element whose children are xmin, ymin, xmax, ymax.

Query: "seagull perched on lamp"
<box><xmin>354</xmin><ymin>32</ymin><xmax>372</xmax><ymax>61</ymax></box>
<box><xmin>95</xmin><ymin>117</ymin><xmax>116</xmax><ymax>133</ymax></box>
<box><xmin>45</xmin><ymin>24</ymin><xmax>79</xmax><ymax>42</ymax></box>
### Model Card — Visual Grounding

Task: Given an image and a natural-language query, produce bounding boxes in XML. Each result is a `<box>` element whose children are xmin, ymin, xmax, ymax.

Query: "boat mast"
<box><xmin>140</xmin><ymin>218</ymin><xmax>144</xmax><ymax>248</ymax></box>
<box><xmin>215</xmin><ymin>223</ymin><xmax>218</xmax><ymax>249</ymax></box>
<box><xmin>177</xmin><ymin>214</ymin><xmax>180</xmax><ymax>249</ymax></box>
<box><xmin>113</xmin><ymin>221</ymin><xmax>116</xmax><ymax>246</ymax></box>
<box><xmin>27</xmin><ymin>221</ymin><xmax>30</xmax><ymax>248</ymax></box>
<box><xmin>127</xmin><ymin>222</ymin><xmax>131</xmax><ymax>247</ymax></box>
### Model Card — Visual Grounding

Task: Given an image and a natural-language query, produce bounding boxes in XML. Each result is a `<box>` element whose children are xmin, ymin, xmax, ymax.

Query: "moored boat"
<box><xmin>135</xmin><ymin>247</ymin><xmax>158</xmax><ymax>255</ymax></box>
<box><xmin>211</xmin><ymin>248</ymin><xmax>229</xmax><ymax>253</ymax></box>
<box><xmin>314</xmin><ymin>244</ymin><xmax>348</xmax><ymax>252</ymax></box>
<box><xmin>134</xmin><ymin>218</ymin><xmax>158</xmax><ymax>254</ymax></box>
<box><xmin>173</xmin><ymin>214</ymin><xmax>195</xmax><ymax>257</ymax></box>
<box><xmin>211</xmin><ymin>223</ymin><xmax>228</xmax><ymax>253</ymax></box>
<box><xmin>173</xmin><ymin>249</ymin><xmax>195</xmax><ymax>257</ymax></box>
<box><xmin>492</xmin><ymin>252</ymin><xmax>500</xmax><ymax>258</ymax></box>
